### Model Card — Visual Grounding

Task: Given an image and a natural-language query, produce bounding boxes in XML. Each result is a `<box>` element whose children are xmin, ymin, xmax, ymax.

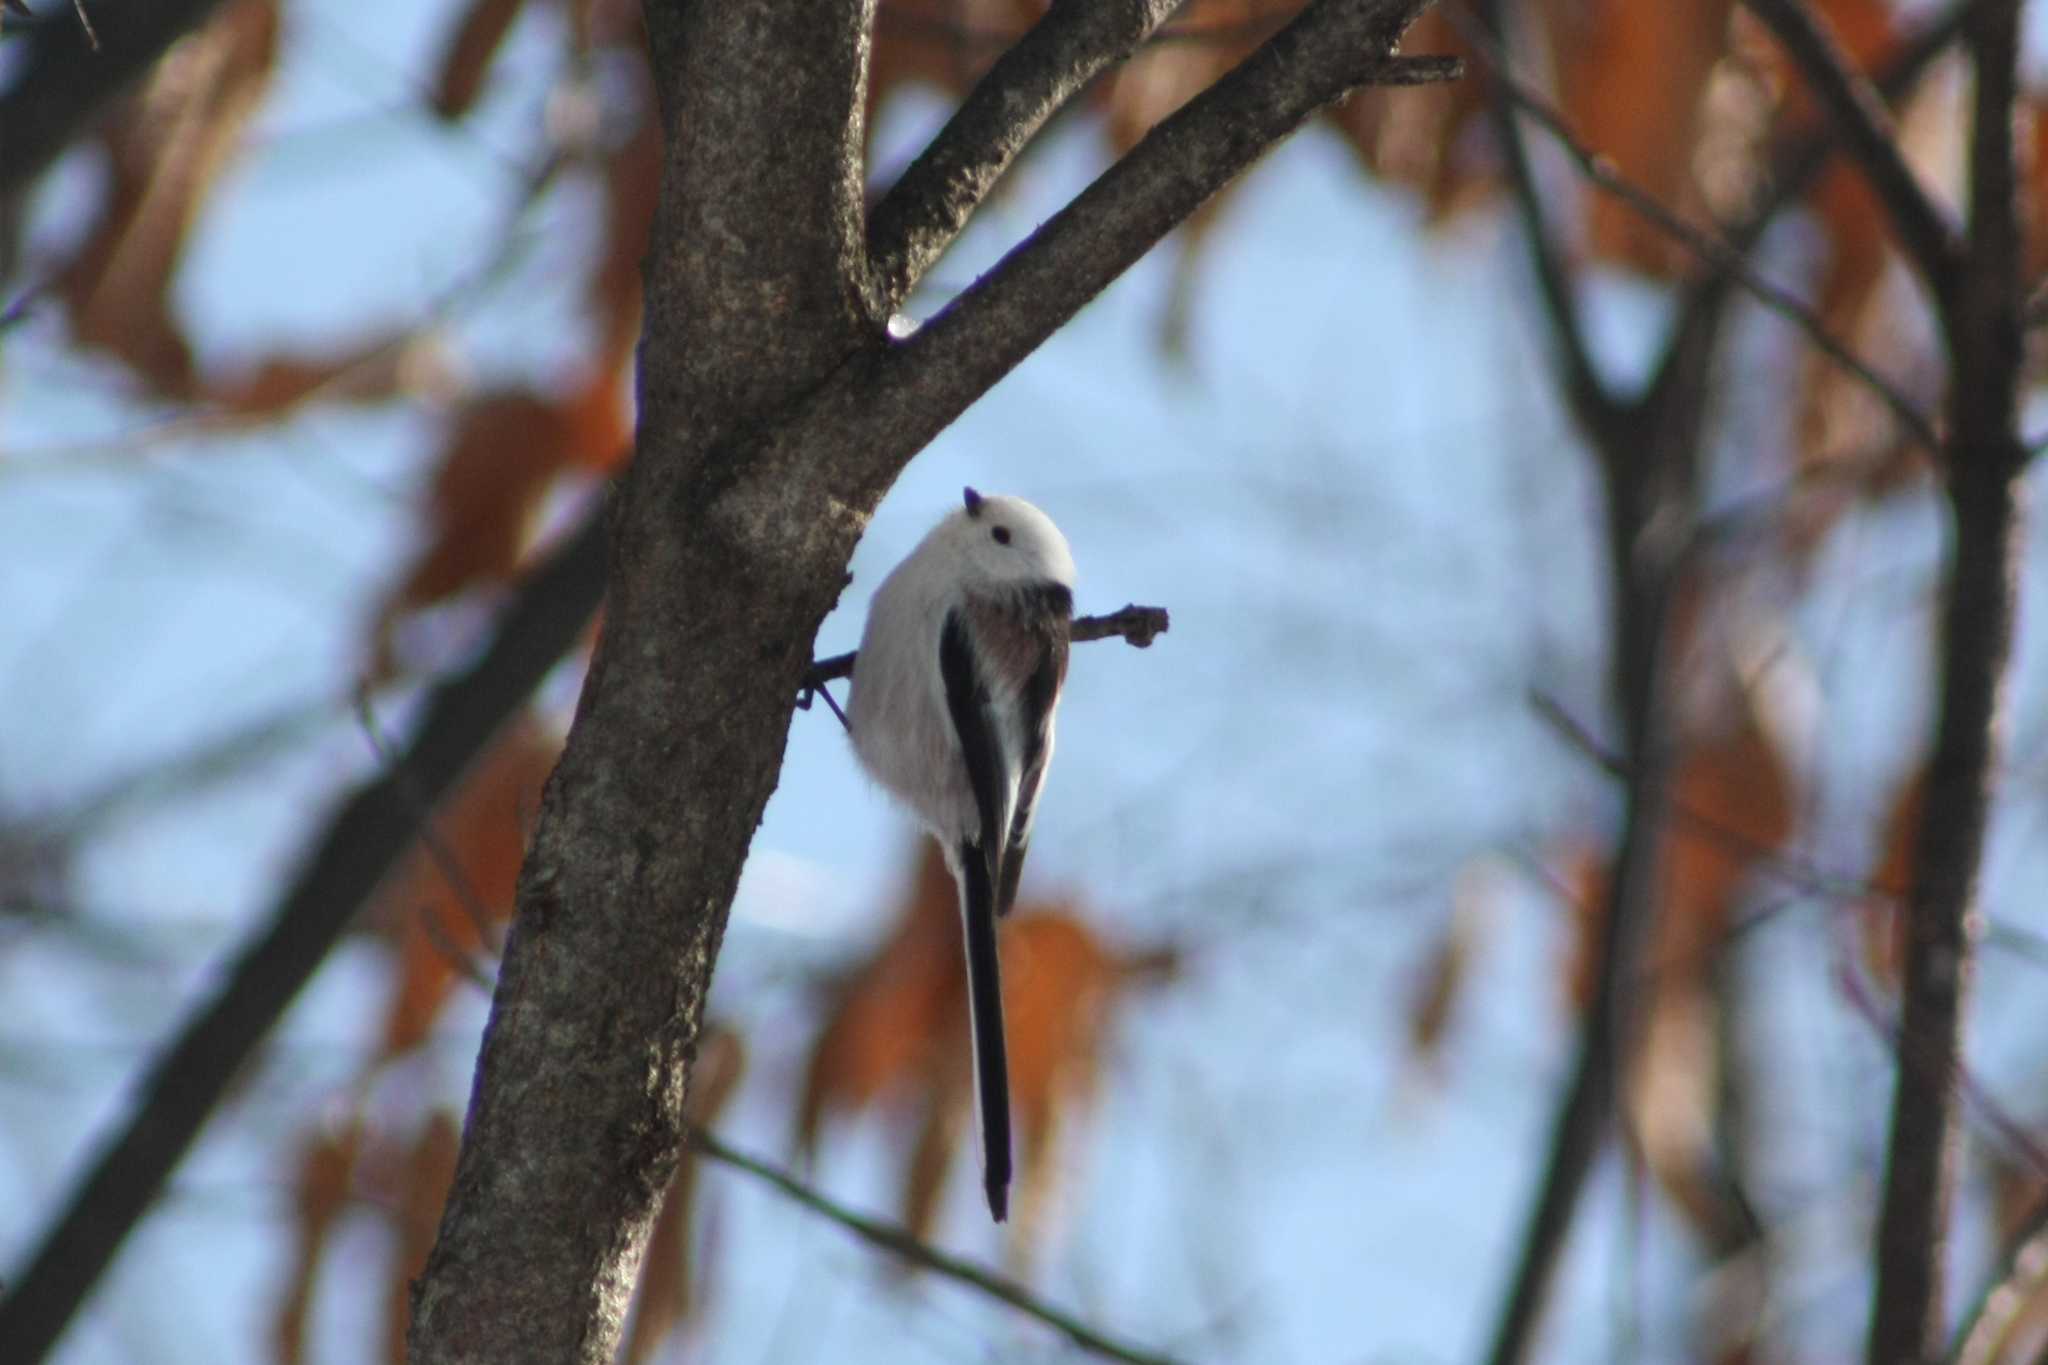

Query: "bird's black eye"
<box><xmin>991</xmin><ymin>526</ymin><xmax>1011</xmax><ymax>545</ymax></box>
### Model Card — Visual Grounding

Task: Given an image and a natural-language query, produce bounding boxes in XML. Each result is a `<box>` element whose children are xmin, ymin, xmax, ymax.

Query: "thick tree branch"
<box><xmin>867</xmin><ymin>0</ymin><xmax>1187</xmax><ymax>310</ymax></box>
<box><xmin>1868</xmin><ymin>3</ymin><xmax>2026</xmax><ymax>1359</ymax></box>
<box><xmin>687</xmin><ymin>1126</ymin><xmax>1186</xmax><ymax>1365</ymax></box>
<box><xmin>0</xmin><ymin>0</ymin><xmax>228</xmax><ymax>195</ymax></box>
<box><xmin>1741</xmin><ymin>0</ymin><xmax>1963</xmax><ymax>312</ymax></box>
<box><xmin>0</xmin><ymin>511</ymin><xmax>607</xmax><ymax>1360</ymax></box>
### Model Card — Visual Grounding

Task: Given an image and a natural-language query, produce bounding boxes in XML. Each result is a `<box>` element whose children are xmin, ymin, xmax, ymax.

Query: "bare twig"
<box><xmin>1741</xmin><ymin>0</ymin><xmax>1962</xmax><ymax>307</ymax></box>
<box><xmin>687</xmin><ymin>1125</ymin><xmax>1186</xmax><ymax>1365</ymax></box>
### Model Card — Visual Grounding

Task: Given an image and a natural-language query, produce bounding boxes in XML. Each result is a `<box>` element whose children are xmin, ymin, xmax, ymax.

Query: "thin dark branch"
<box><xmin>1741</xmin><ymin>0</ymin><xmax>1962</xmax><ymax>309</ymax></box>
<box><xmin>867</xmin><ymin>0</ymin><xmax>1188</xmax><ymax>310</ymax></box>
<box><xmin>798</xmin><ymin>603</ymin><xmax>1170</xmax><ymax>694</ymax></box>
<box><xmin>0</xmin><ymin>0</ymin><xmax>228</xmax><ymax>195</ymax></box>
<box><xmin>687</xmin><ymin>1125</ymin><xmax>1186</xmax><ymax>1365</ymax></box>
<box><xmin>1457</xmin><ymin>26</ymin><xmax>1942</xmax><ymax>456</ymax></box>
<box><xmin>1868</xmin><ymin>1</ymin><xmax>2027</xmax><ymax>1358</ymax></box>
<box><xmin>0</xmin><ymin>510</ymin><xmax>607</xmax><ymax>1359</ymax></box>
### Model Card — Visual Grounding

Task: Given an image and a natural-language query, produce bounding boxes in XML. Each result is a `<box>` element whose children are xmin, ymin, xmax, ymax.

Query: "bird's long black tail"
<box><xmin>958</xmin><ymin>839</ymin><xmax>1012</xmax><ymax>1222</ymax></box>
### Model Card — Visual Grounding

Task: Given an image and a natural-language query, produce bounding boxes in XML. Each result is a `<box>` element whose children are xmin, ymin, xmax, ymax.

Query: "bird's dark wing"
<box><xmin>939</xmin><ymin>609</ymin><xmax>1006</xmax><ymax>869</ymax></box>
<box><xmin>994</xmin><ymin>584</ymin><xmax>1071</xmax><ymax>916</ymax></box>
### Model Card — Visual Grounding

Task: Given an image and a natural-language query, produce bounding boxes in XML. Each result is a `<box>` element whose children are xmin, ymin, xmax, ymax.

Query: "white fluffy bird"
<box><xmin>847</xmin><ymin>487</ymin><xmax>1076</xmax><ymax>1222</ymax></box>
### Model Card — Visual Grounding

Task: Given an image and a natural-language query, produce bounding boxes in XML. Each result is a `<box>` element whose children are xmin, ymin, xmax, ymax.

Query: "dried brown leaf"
<box><xmin>374</xmin><ymin>715</ymin><xmax>559</xmax><ymax>1057</ymax></box>
<box><xmin>798</xmin><ymin>840</ymin><xmax>1163</xmax><ymax>1257</ymax></box>
<box><xmin>430</xmin><ymin>0</ymin><xmax>531</xmax><ymax>118</ymax></box>
<box><xmin>373</xmin><ymin>390</ymin><xmax>579</xmax><ymax>667</ymax></box>
<box><xmin>55</xmin><ymin>0</ymin><xmax>280</xmax><ymax>396</ymax></box>
<box><xmin>272</xmin><ymin>1118</ymin><xmax>363</xmax><ymax>1365</ymax></box>
<box><xmin>1860</xmin><ymin>766</ymin><xmax>1922</xmax><ymax>992</ymax></box>
<box><xmin>795</xmin><ymin>841</ymin><xmax>962</xmax><ymax>1154</ymax></box>
<box><xmin>384</xmin><ymin>1113</ymin><xmax>461</xmax><ymax>1365</ymax></box>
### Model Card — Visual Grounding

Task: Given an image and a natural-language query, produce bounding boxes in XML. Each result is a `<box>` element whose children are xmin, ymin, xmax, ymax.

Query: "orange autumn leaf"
<box><xmin>1859</xmin><ymin>765</ymin><xmax>1923</xmax><ymax>991</ymax></box>
<box><xmin>1556</xmin><ymin>837</ymin><xmax>1613</xmax><ymax>1014</ymax></box>
<box><xmin>795</xmin><ymin>843</ymin><xmax>962</xmax><ymax>1152</ymax></box>
<box><xmin>1749</xmin><ymin>0</ymin><xmax>1936</xmax><ymax>517</ymax></box>
<box><xmin>55</xmin><ymin>0</ymin><xmax>279</xmax><ymax>397</ymax></box>
<box><xmin>273</xmin><ymin>1117</ymin><xmax>364</xmax><ymax>1365</ymax></box>
<box><xmin>1554</xmin><ymin>0</ymin><xmax>1735</xmax><ymax>277</ymax></box>
<box><xmin>373</xmin><ymin>715</ymin><xmax>560</xmax><ymax>1057</ymax></box>
<box><xmin>204</xmin><ymin>332</ymin><xmax>436</xmax><ymax>416</ymax></box>
<box><xmin>799</xmin><ymin>840</ymin><xmax>1169</xmax><ymax>1256</ymax></box>
<box><xmin>1637</xmin><ymin>711</ymin><xmax>1792</xmax><ymax>1245</ymax></box>
<box><xmin>1551</xmin><ymin>703</ymin><xmax>1794</xmax><ymax>1246</ymax></box>
<box><xmin>374</xmin><ymin>389</ymin><xmax>587</xmax><ymax>667</ymax></box>
<box><xmin>430</xmin><ymin>0</ymin><xmax>533</xmax><ymax>118</ymax></box>
<box><xmin>1402</xmin><ymin>869</ymin><xmax>1482</xmax><ymax>1077</ymax></box>
<box><xmin>2029</xmin><ymin>99</ymin><xmax>2048</xmax><ymax>282</ymax></box>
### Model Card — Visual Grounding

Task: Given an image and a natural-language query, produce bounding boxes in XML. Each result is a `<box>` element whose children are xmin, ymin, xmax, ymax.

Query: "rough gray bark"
<box><xmin>404</xmin><ymin>3</ymin><xmax>1448</xmax><ymax>1362</ymax></box>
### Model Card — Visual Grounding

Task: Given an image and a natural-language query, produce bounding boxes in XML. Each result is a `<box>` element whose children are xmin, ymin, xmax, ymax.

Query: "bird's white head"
<box><xmin>931</xmin><ymin>487</ymin><xmax>1077</xmax><ymax>591</ymax></box>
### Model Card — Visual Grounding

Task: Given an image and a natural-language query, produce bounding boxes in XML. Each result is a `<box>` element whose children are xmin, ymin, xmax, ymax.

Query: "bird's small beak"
<box><xmin>962</xmin><ymin>487</ymin><xmax>984</xmax><ymax>517</ymax></box>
